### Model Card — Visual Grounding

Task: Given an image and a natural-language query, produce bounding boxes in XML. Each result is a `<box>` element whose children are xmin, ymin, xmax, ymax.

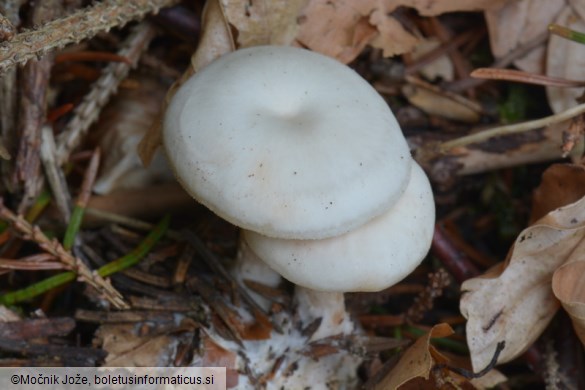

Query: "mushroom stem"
<box><xmin>232</xmin><ymin>236</ymin><xmax>282</xmax><ymax>311</ymax></box>
<box><xmin>294</xmin><ymin>286</ymin><xmax>355</xmax><ymax>342</ymax></box>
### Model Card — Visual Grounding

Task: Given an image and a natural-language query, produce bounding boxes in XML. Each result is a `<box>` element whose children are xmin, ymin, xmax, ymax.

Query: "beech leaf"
<box><xmin>546</xmin><ymin>7</ymin><xmax>585</xmax><ymax>113</ymax></box>
<box><xmin>552</xmin><ymin>260</ymin><xmax>585</xmax><ymax>345</ymax></box>
<box><xmin>137</xmin><ymin>0</ymin><xmax>234</xmax><ymax>166</ymax></box>
<box><xmin>375</xmin><ymin>323</ymin><xmax>453</xmax><ymax>389</ymax></box>
<box><xmin>220</xmin><ymin>0</ymin><xmax>308</xmax><ymax>47</ymax></box>
<box><xmin>484</xmin><ymin>0</ymin><xmax>564</xmax><ymax>74</ymax></box>
<box><xmin>461</xmin><ymin>193</ymin><xmax>585</xmax><ymax>371</ymax></box>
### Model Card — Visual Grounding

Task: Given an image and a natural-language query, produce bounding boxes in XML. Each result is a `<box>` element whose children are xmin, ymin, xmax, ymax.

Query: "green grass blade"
<box><xmin>0</xmin><ymin>215</ymin><xmax>170</xmax><ymax>306</ymax></box>
<box><xmin>62</xmin><ymin>205</ymin><xmax>85</xmax><ymax>250</ymax></box>
<box><xmin>549</xmin><ymin>24</ymin><xmax>585</xmax><ymax>44</ymax></box>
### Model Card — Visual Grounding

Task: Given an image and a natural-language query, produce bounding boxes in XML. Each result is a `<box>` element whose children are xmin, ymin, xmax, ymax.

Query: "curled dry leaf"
<box><xmin>220</xmin><ymin>0</ymin><xmax>308</xmax><ymax>47</ymax></box>
<box><xmin>295</xmin><ymin>0</ymin><xmax>418</xmax><ymax>63</ymax></box>
<box><xmin>460</xmin><ymin>163</ymin><xmax>585</xmax><ymax>372</ymax></box>
<box><xmin>402</xmin><ymin>84</ymin><xmax>480</xmax><ymax>123</ymax></box>
<box><xmin>394</xmin><ymin>0</ymin><xmax>508</xmax><ymax>16</ymax></box>
<box><xmin>546</xmin><ymin>7</ymin><xmax>585</xmax><ymax>113</ymax></box>
<box><xmin>484</xmin><ymin>0</ymin><xmax>564</xmax><ymax>74</ymax></box>
<box><xmin>96</xmin><ymin>324</ymin><xmax>185</xmax><ymax>366</ymax></box>
<box><xmin>530</xmin><ymin>163</ymin><xmax>585</xmax><ymax>223</ymax></box>
<box><xmin>552</xmin><ymin>261</ymin><xmax>585</xmax><ymax>345</ymax></box>
<box><xmin>93</xmin><ymin>76</ymin><xmax>172</xmax><ymax>194</ymax></box>
<box><xmin>138</xmin><ymin>0</ymin><xmax>234</xmax><ymax>166</ymax></box>
<box><xmin>375</xmin><ymin>323</ymin><xmax>453</xmax><ymax>389</ymax></box>
<box><xmin>222</xmin><ymin>0</ymin><xmax>507</xmax><ymax>65</ymax></box>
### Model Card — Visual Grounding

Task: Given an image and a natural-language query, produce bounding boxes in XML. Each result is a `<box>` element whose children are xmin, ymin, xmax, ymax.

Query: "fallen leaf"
<box><xmin>220</xmin><ymin>0</ymin><xmax>308</xmax><ymax>47</ymax></box>
<box><xmin>375</xmin><ymin>323</ymin><xmax>453</xmax><ymax>389</ymax></box>
<box><xmin>552</xmin><ymin>260</ymin><xmax>585</xmax><ymax>345</ymax></box>
<box><xmin>530</xmin><ymin>163</ymin><xmax>585</xmax><ymax>223</ymax></box>
<box><xmin>92</xmin><ymin>76</ymin><xmax>171</xmax><ymax>194</ymax></box>
<box><xmin>569</xmin><ymin>0</ymin><xmax>585</xmax><ymax>22</ymax></box>
<box><xmin>295</xmin><ymin>0</ymin><xmax>418</xmax><ymax>63</ymax></box>
<box><xmin>190</xmin><ymin>0</ymin><xmax>235</xmax><ymax>74</ymax></box>
<box><xmin>138</xmin><ymin>0</ymin><xmax>234</xmax><ymax>166</ymax></box>
<box><xmin>402</xmin><ymin>84</ymin><xmax>480</xmax><ymax>123</ymax></box>
<box><xmin>485</xmin><ymin>0</ymin><xmax>564</xmax><ymax>74</ymax></box>
<box><xmin>96</xmin><ymin>324</ymin><xmax>183</xmax><ymax>366</ymax></box>
<box><xmin>546</xmin><ymin>7</ymin><xmax>585</xmax><ymax>113</ymax></box>
<box><xmin>393</xmin><ymin>0</ymin><xmax>509</xmax><ymax>16</ymax></box>
<box><xmin>460</xmin><ymin>192</ymin><xmax>585</xmax><ymax>371</ymax></box>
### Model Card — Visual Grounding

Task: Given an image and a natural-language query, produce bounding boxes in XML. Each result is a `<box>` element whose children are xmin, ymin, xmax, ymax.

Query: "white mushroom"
<box><xmin>243</xmin><ymin>163</ymin><xmax>435</xmax><ymax>293</ymax></box>
<box><xmin>162</xmin><ymin>45</ymin><xmax>435</xmax><ymax>387</ymax></box>
<box><xmin>244</xmin><ymin>162</ymin><xmax>435</xmax><ymax>339</ymax></box>
<box><xmin>163</xmin><ymin>45</ymin><xmax>412</xmax><ymax>240</ymax></box>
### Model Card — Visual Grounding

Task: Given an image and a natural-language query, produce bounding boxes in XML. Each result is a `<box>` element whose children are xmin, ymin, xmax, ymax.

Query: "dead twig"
<box><xmin>0</xmin><ymin>0</ymin><xmax>179</xmax><ymax>72</ymax></box>
<box><xmin>55</xmin><ymin>22</ymin><xmax>157</xmax><ymax>165</ymax></box>
<box><xmin>0</xmin><ymin>200</ymin><xmax>127</xmax><ymax>308</ymax></box>
<box><xmin>439</xmin><ymin>102</ymin><xmax>585</xmax><ymax>151</ymax></box>
<box><xmin>446</xmin><ymin>31</ymin><xmax>549</xmax><ymax>92</ymax></box>
<box><xmin>431</xmin><ymin>224</ymin><xmax>480</xmax><ymax>283</ymax></box>
<box><xmin>40</xmin><ymin>125</ymin><xmax>72</xmax><ymax>222</ymax></box>
<box><xmin>471</xmin><ymin>68</ymin><xmax>585</xmax><ymax>88</ymax></box>
<box><xmin>14</xmin><ymin>0</ymin><xmax>64</xmax><ymax>211</ymax></box>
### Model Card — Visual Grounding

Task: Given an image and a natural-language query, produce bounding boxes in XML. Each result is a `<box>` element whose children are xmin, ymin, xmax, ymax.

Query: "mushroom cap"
<box><xmin>163</xmin><ymin>45</ymin><xmax>411</xmax><ymax>239</ymax></box>
<box><xmin>243</xmin><ymin>162</ymin><xmax>435</xmax><ymax>292</ymax></box>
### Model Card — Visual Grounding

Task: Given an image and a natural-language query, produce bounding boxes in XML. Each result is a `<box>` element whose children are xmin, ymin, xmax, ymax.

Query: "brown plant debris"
<box><xmin>55</xmin><ymin>22</ymin><xmax>157</xmax><ymax>165</ymax></box>
<box><xmin>0</xmin><ymin>200</ymin><xmax>127</xmax><ymax>308</ymax></box>
<box><xmin>0</xmin><ymin>0</ymin><xmax>179</xmax><ymax>72</ymax></box>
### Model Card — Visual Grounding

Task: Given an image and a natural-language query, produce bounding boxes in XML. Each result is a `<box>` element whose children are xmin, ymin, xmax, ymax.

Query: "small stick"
<box><xmin>0</xmin><ymin>200</ymin><xmax>126</xmax><ymax>308</ymax></box>
<box><xmin>431</xmin><ymin>224</ymin><xmax>480</xmax><ymax>283</ymax></box>
<box><xmin>62</xmin><ymin>148</ymin><xmax>100</xmax><ymax>250</ymax></box>
<box><xmin>471</xmin><ymin>68</ymin><xmax>585</xmax><ymax>88</ymax></box>
<box><xmin>0</xmin><ymin>0</ymin><xmax>179</xmax><ymax>72</ymax></box>
<box><xmin>439</xmin><ymin>101</ymin><xmax>585</xmax><ymax>151</ymax></box>
<box><xmin>445</xmin><ymin>31</ymin><xmax>549</xmax><ymax>92</ymax></box>
<box><xmin>55</xmin><ymin>22</ymin><xmax>157</xmax><ymax>165</ymax></box>
<box><xmin>40</xmin><ymin>125</ymin><xmax>71</xmax><ymax>222</ymax></box>
<box><xmin>0</xmin><ymin>215</ymin><xmax>169</xmax><ymax>306</ymax></box>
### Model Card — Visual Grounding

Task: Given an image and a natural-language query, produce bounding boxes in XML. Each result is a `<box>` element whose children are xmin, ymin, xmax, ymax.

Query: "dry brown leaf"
<box><xmin>87</xmin><ymin>183</ymin><xmax>196</xmax><ymax>224</ymax></box>
<box><xmin>295</xmin><ymin>0</ymin><xmax>418</xmax><ymax>63</ymax></box>
<box><xmin>220</xmin><ymin>0</ymin><xmax>308</xmax><ymax>47</ymax></box>
<box><xmin>138</xmin><ymin>0</ymin><xmax>234</xmax><ymax>166</ymax></box>
<box><xmin>460</xmin><ymin>193</ymin><xmax>585</xmax><ymax>371</ymax></box>
<box><xmin>391</xmin><ymin>0</ymin><xmax>508</xmax><ymax>16</ymax></box>
<box><xmin>92</xmin><ymin>76</ymin><xmax>172</xmax><ymax>194</ymax></box>
<box><xmin>295</xmin><ymin>0</ymin><xmax>508</xmax><ymax>64</ymax></box>
<box><xmin>552</xmin><ymin>260</ymin><xmax>585</xmax><ymax>345</ymax></box>
<box><xmin>191</xmin><ymin>0</ymin><xmax>235</xmax><ymax>74</ymax></box>
<box><xmin>485</xmin><ymin>0</ymin><xmax>564</xmax><ymax>74</ymax></box>
<box><xmin>546</xmin><ymin>7</ymin><xmax>585</xmax><ymax>113</ymax></box>
<box><xmin>374</xmin><ymin>323</ymin><xmax>453</xmax><ymax>389</ymax></box>
<box><xmin>530</xmin><ymin>163</ymin><xmax>585</xmax><ymax>223</ymax></box>
<box><xmin>96</xmin><ymin>324</ymin><xmax>182</xmax><ymax>366</ymax></box>
<box><xmin>402</xmin><ymin>84</ymin><xmax>480</xmax><ymax>123</ymax></box>
<box><xmin>569</xmin><ymin>0</ymin><xmax>585</xmax><ymax>22</ymax></box>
